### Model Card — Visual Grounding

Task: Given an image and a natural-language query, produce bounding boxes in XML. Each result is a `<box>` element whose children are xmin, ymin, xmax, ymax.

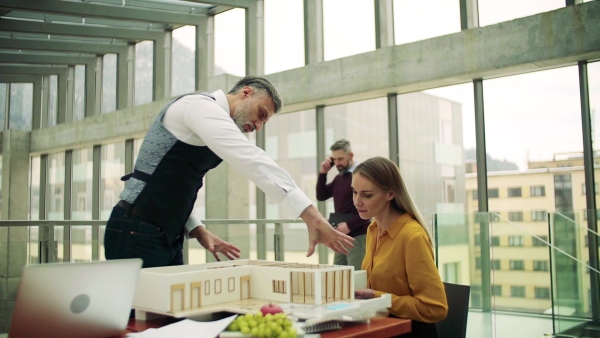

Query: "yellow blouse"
<box><xmin>361</xmin><ymin>213</ymin><xmax>448</xmax><ymax>322</ymax></box>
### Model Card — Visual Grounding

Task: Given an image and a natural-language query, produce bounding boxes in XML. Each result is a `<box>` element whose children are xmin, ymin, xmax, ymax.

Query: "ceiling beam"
<box><xmin>0</xmin><ymin>19</ymin><xmax>163</xmax><ymax>42</ymax></box>
<box><xmin>0</xmin><ymin>53</ymin><xmax>95</xmax><ymax>65</ymax></box>
<box><xmin>0</xmin><ymin>0</ymin><xmax>207</xmax><ymax>25</ymax></box>
<box><xmin>0</xmin><ymin>65</ymin><xmax>68</xmax><ymax>76</ymax></box>
<box><xmin>0</xmin><ymin>38</ymin><xmax>127</xmax><ymax>54</ymax></box>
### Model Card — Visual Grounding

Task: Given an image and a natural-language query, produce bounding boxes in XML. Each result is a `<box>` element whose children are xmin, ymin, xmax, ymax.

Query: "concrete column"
<box><xmin>246</xmin><ymin>1</ymin><xmax>265</xmax><ymax>76</ymax></box>
<box><xmin>0</xmin><ymin>130</ymin><xmax>31</xmax><ymax>332</ymax></box>
<box><xmin>375</xmin><ymin>0</ymin><xmax>395</xmax><ymax>48</ymax></box>
<box><xmin>118</xmin><ymin>45</ymin><xmax>135</xmax><ymax>109</ymax></box>
<box><xmin>205</xmin><ymin>162</ymin><xmax>250</xmax><ymax>262</ymax></box>
<box><xmin>154</xmin><ymin>32</ymin><xmax>172</xmax><ymax>100</ymax></box>
<box><xmin>55</xmin><ymin>71</ymin><xmax>66</xmax><ymax>125</ymax></box>
<box><xmin>459</xmin><ymin>0</ymin><xmax>479</xmax><ymax>30</ymax></box>
<box><xmin>196</xmin><ymin>16</ymin><xmax>214</xmax><ymax>92</ymax></box>
<box><xmin>85</xmin><ymin>60</ymin><xmax>96</xmax><ymax>118</ymax></box>
<box><xmin>304</xmin><ymin>0</ymin><xmax>324</xmax><ymax>65</ymax></box>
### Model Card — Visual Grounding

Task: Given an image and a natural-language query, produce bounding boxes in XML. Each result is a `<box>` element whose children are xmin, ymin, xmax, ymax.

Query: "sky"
<box><xmin>173</xmin><ymin>0</ymin><xmax>600</xmax><ymax>171</ymax></box>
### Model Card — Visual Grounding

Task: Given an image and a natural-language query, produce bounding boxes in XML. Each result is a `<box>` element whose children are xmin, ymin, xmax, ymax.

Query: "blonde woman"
<box><xmin>352</xmin><ymin>157</ymin><xmax>447</xmax><ymax>338</ymax></box>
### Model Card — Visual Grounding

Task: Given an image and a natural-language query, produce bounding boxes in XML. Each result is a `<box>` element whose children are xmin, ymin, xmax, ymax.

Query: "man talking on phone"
<box><xmin>316</xmin><ymin>139</ymin><xmax>370</xmax><ymax>270</ymax></box>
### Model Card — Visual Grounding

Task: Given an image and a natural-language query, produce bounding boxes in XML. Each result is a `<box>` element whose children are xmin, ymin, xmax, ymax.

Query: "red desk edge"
<box><xmin>123</xmin><ymin>316</ymin><xmax>411</xmax><ymax>338</ymax></box>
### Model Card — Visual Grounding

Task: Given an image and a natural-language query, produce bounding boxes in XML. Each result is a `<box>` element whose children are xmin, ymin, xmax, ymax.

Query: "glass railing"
<box><xmin>3</xmin><ymin>212</ymin><xmax>598</xmax><ymax>338</ymax></box>
<box><xmin>549</xmin><ymin>210</ymin><xmax>600</xmax><ymax>337</ymax></box>
<box><xmin>435</xmin><ymin>211</ymin><xmax>600</xmax><ymax>338</ymax></box>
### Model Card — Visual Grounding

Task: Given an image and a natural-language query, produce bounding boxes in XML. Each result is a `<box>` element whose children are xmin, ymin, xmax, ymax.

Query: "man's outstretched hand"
<box><xmin>300</xmin><ymin>205</ymin><xmax>355</xmax><ymax>257</ymax></box>
<box><xmin>190</xmin><ymin>226</ymin><xmax>241</xmax><ymax>261</ymax></box>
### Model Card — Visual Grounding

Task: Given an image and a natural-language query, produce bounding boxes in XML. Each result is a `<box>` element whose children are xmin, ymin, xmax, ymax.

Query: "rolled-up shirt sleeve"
<box><xmin>180</xmin><ymin>93</ymin><xmax>313</xmax><ymax>219</ymax></box>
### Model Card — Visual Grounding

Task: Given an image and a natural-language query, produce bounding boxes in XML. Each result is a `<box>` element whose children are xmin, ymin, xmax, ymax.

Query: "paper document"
<box><xmin>127</xmin><ymin>314</ymin><xmax>237</xmax><ymax>338</ymax></box>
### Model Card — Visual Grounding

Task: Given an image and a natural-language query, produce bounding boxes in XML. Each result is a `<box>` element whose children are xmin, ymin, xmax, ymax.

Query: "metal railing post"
<box><xmin>274</xmin><ymin>222</ymin><xmax>284</xmax><ymax>261</ymax></box>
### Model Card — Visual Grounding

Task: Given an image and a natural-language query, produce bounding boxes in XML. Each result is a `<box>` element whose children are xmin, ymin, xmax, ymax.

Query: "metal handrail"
<box><xmin>0</xmin><ymin>218</ymin><xmax>306</xmax><ymax>264</ymax></box>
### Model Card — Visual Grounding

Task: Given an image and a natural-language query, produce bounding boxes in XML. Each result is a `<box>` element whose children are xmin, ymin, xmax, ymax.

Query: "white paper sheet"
<box><xmin>127</xmin><ymin>314</ymin><xmax>237</xmax><ymax>338</ymax></box>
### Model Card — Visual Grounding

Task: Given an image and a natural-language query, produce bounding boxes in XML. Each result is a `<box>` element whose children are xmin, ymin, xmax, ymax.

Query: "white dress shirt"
<box><xmin>162</xmin><ymin>90</ymin><xmax>313</xmax><ymax>234</ymax></box>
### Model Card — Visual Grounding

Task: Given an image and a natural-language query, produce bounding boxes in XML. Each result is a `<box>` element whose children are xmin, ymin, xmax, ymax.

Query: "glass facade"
<box><xmin>0</xmin><ymin>2</ymin><xmax>598</xmax><ymax>337</ymax></box>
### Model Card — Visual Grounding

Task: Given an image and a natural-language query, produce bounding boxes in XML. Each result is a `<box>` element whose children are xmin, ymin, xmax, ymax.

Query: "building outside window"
<box><xmin>508</xmin><ymin>235</ymin><xmax>524</xmax><ymax>246</ymax></box>
<box><xmin>535</xmin><ymin>287</ymin><xmax>550</xmax><ymax>299</ymax></box>
<box><xmin>510</xmin><ymin>260</ymin><xmax>525</xmax><ymax>270</ymax></box>
<box><xmin>511</xmin><ymin>286</ymin><xmax>526</xmax><ymax>298</ymax></box>
<box><xmin>492</xmin><ymin>285</ymin><xmax>502</xmax><ymax>296</ymax></box>
<box><xmin>533</xmin><ymin>235</ymin><xmax>548</xmax><ymax>247</ymax></box>
<box><xmin>507</xmin><ymin>187</ymin><xmax>522</xmax><ymax>197</ymax></box>
<box><xmin>530</xmin><ymin>185</ymin><xmax>545</xmax><ymax>196</ymax></box>
<box><xmin>533</xmin><ymin>260</ymin><xmax>549</xmax><ymax>271</ymax></box>
<box><xmin>489</xmin><ymin>188</ymin><xmax>499</xmax><ymax>198</ymax></box>
<box><xmin>509</xmin><ymin>212</ymin><xmax>523</xmax><ymax>222</ymax></box>
<box><xmin>530</xmin><ymin>210</ymin><xmax>547</xmax><ymax>221</ymax></box>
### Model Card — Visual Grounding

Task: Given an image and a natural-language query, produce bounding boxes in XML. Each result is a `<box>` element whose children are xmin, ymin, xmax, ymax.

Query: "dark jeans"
<box><xmin>104</xmin><ymin>204</ymin><xmax>183</xmax><ymax>268</ymax></box>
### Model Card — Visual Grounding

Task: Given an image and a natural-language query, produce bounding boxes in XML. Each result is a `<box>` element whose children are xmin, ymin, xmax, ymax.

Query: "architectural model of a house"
<box><xmin>132</xmin><ymin>259</ymin><xmax>356</xmax><ymax>318</ymax></box>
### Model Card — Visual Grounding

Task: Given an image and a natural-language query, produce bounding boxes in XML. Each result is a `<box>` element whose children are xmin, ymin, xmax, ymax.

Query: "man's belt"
<box><xmin>117</xmin><ymin>200</ymin><xmax>152</xmax><ymax>222</ymax></box>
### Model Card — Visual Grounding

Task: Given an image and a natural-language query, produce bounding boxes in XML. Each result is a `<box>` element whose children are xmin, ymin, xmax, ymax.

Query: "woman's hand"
<box><xmin>354</xmin><ymin>288</ymin><xmax>376</xmax><ymax>299</ymax></box>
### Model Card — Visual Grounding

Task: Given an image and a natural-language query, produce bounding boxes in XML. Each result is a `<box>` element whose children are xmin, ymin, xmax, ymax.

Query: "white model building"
<box><xmin>133</xmin><ymin>259</ymin><xmax>355</xmax><ymax>318</ymax></box>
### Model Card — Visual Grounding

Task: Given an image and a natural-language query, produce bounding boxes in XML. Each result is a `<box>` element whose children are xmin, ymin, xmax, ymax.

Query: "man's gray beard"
<box><xmin>233</xmin><ymin>102</ymin><xmax>252</xmax><ymax>133</ymax></box>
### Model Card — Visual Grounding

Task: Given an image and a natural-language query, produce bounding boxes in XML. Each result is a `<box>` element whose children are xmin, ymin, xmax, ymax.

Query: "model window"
<box><xmin>273</xmin><ymin>280</ymin><xmax>286</xmax><ymax>294</ymax></box>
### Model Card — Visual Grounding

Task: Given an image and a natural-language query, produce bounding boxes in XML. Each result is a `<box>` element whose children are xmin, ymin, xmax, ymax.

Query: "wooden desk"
<box><xmin>123</xmin><ymin>316</ymin><xmax>411</xmax><ymax>338</ymax></box>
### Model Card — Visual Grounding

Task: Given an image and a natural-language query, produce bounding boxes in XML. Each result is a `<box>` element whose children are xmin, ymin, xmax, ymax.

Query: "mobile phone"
<box><xmin>329</xmin><ymin>157</ymin><xmax>334</xmax><ymax>166</ymax></box>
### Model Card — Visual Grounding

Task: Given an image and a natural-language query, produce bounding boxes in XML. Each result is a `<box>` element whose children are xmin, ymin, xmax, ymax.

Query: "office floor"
<box><xmin>467</xmin><ymin>310</ymin><xmax>558</xmax><ymax>338</ymax></box>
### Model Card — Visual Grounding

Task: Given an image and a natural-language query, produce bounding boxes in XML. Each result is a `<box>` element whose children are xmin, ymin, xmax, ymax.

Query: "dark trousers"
<box><xmin>391</xmin><ymin>316</ymin><xmax>438</xmax><ymax>338</ymax></box>
<box><xmin>104</xmin><ymin>204</ymin><xmax>183</xmax><ymax>268</ymax></box>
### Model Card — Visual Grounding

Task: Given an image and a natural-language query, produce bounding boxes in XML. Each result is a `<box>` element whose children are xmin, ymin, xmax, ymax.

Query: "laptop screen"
<box><xmin>9</xmin><ymin>258</ymin><xmax>142</xmax><ymax>338</ymax></box>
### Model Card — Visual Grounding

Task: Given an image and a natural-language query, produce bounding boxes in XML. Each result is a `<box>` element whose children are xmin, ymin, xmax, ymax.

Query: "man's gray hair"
<box><xmin>330</xmin><ymin>139</ymin><xmax>352</xmax><ymax>153</ymax></box>
<box><xmin>228</xmin><ymin>76</ymin><xmax>283</xmax><ymax>114</ymax></box>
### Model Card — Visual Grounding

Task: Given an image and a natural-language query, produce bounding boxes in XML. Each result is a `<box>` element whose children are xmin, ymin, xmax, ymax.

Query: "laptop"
<box><xmin>9</xmin><ymin>258</ymin><xmax>142</xmax><ymax>338</ymax></box>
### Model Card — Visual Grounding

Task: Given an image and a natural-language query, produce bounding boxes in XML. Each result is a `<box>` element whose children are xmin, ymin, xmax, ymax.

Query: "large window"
<box><xmin>323</xmin><ymin>0</ymin><xmax>375</xmax><ymax>61</ymax></box>
<box><xmin>214</xmin><ymin>8</ymin><xmax>245</xmax><ymax>76</ymax></box>
<box><xmin>9</xmin><ymin>83</ymin><xmax>33</xmax><ymax>131</ymax></box>
<box><xmin>135</xmin><ymin>41</ymin><xmax>154</xmax><ymax>106</ymax></box>
<box><xmin>100</xmin><ymin>143</ymin><xmax>125</xmax><ymax>220</ymax></box>
<box><xmin>265</xmin><ymin>109</ymin><xmax>318</xmax><ymax>264</ymax></box>
<box><xmin>478</xmin><ymin>0</ymin><xmax>564</xmax><ymax>27</ymax></box>
<box><xmin>393</xmin><ymin>0</ymin><xmax>460</xmax><ymax>45</ymax></box>
<box><xmin>71</xmin><ymin>148</ymin><xmax>93</xmax><ymax>220</ymax></box>
<box><xmin>172</xmin><ymin>26</ymin><xmax>196</xmax><ymax>97</ymax></box>
<box><xmin>102</xmin><ymin>54</ymin><xmax>117</xmax><ymax>113</ymax></box>
<box><xmin>325</xmin><ymin>97</ymin><xmax>388</xmax><ymax>219</ymax></box>
<box><xmin>73</xmin><ymin>65</ymin><xmax>86</xmax><ymax>121</ymax></box>
<box><xmin>264</xmin><ymin>0</ymin><xmax>304</xmax><ymax>74</ymax></box>
<box><xmin>46</xmin><ymin>153</ymin><xmax>65</xmax><ymax>220</ymax></box>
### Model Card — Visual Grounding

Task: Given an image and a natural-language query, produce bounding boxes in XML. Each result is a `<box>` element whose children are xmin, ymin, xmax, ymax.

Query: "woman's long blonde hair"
<box><xmin>353</xmin><ymin>156</ymin><xmax>433</xmax><ymax>246</ymax></box>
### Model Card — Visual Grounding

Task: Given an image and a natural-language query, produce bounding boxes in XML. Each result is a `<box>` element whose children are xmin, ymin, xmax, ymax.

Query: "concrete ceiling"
<box><xmin>0</xmin><ymin>0</ymin><xmax>252</xmax><ymax>75</ymax></box>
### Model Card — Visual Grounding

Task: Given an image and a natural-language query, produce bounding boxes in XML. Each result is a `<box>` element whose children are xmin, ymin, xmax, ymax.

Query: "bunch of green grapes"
<box><xmin>226</xmin><ymin>312</ymin><xmax>298</xmax><ymax>338</ymax></box>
